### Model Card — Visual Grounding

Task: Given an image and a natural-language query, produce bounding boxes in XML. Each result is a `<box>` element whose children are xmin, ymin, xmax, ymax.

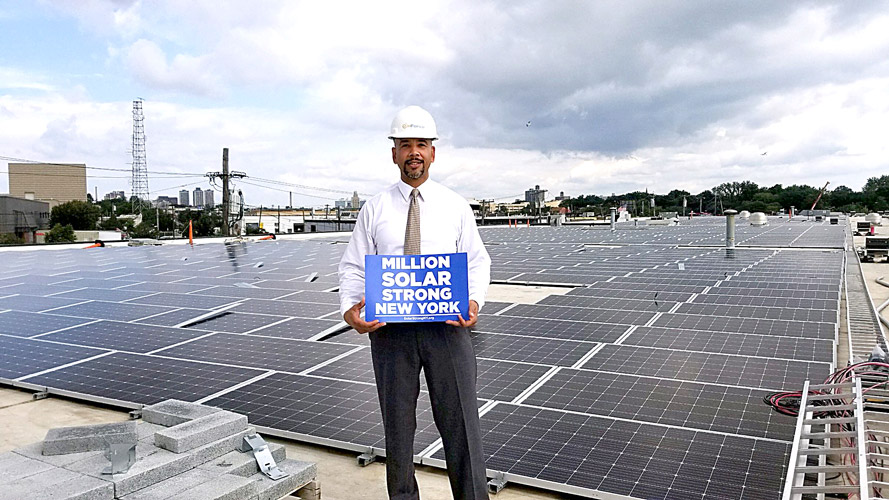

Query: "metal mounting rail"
<box><xmin>783</xmin><ymin>379</ymin><xmax>869</xmax><ymax>500</ymax></box>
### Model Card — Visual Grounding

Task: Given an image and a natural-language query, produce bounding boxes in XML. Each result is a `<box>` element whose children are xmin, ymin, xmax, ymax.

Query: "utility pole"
<box><xmin>277</xmin><ymin>205</ymin><xmax>281</xmax><ymax>234</ymax></box>
<box><xmin>206</xmin><ymin>148</ymin><xmax>245</xmax><ymax>237</ymax></box>
<box><xmin>289</xmin><ymin>192</ymin><xmax>292</xmax><ymax>209</ymax></box>
<box><xmin>222</xmin><ymin>148</ymin><xmax>229</xmax><ymax>236</ymax></box>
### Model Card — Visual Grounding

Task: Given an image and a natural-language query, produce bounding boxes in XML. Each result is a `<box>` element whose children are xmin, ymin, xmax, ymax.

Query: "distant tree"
<box><xmin>50</xmin><ymin>201</ymin><xmax>100</xmax><ymax>230</ymax></box>
<box><xmin>129</xmin><ymin>221</ymin><xmax>156</xmax><ymax>239</ymax></box>
<box><xmin>777</xmin><ymin>185</ymin><xmax>818</xmax><ymax>212</ymax></box>
<box><xmin>86</xmin><ymin>193</ymin><xmax>94</xmax><ymax>203</ymax></box>
<box><xmin>863</xmin><ymin>175</ymin><xmax>889</xmax><ymax>211</ymax></box>
<box><xmin>45</xmin><ymin>224</ymin><xmax>76</xmax><ymax>243</ymax></box>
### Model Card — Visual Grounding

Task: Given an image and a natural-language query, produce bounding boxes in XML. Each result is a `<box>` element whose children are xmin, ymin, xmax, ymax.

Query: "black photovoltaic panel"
<box><xmin>0</xmin><ymin>335</ymin><xmax>106</xmax><ymax>380</ymax></box>
<box><xmin>0</xmin><ymin>311</ymin><xmax>93</xmax><ymax>337</ymax></box>
<box><xmin>205</xmin><ymin>373</ymin><xmax>443</xmax><ymax>453</ymax></box>
<box><xmin>231</xmin><ymin>299</ymin><xmax>338</xmax><ymax>318</ymax></box>
<box><xmin>714</xmin><ymin>280</ymin><xmax>837</xmax><ymax>291</ymax></box>
<box><xmin>278</xmin><ymin>290</ymin><xmax>341</xmax><ymax>305</ymax></box>
<box><xmin>309</xmin><ymin>347</ymin><xmax>550</xmax><ymax>402</ymax></box>
<box><xmin>581</xmin><ymin>344</ymin><xmax>831</xmax><ymax>390</ymax></box>
<box><xmin>54</xmin><ymin>288</ymin><xmax>152</xmax><ymax>302</ymax></box>
<box><xmin>501</xmin><ymin>304</ymin><xmax>656</xmax><ymax>325</ymax></box>
<box><xmin>477</xmin><ymin>301</ymin><xmax>512</xmax><ymax>315</ymax></box>
<box><xmin>475</xmin><ymin>359</ymin><xmax>552</xmax><ymax>402</ymax></box>
<box><xmin>705</xmin><ymin>286</ymin><xmax>839</xmax><ymax>300</ymax></box>
<box><xmin>692</xmin><ymin>293</ymin><xmax>838</xmax><ymax>311</ymax></box>
<box><xmin>624</xmin><ymin>326</ymin><xmax>833</xmax><ymax>363</ymax></box>
<box><xmin>323</xmin><ymin>329</ymin><xmax>371</xmax><ymax>346</ymax></box>
<box><xmin>470</xmin><ymin>333</ymin><xmax>594</xmax><ymax>366</ymax></box>
<box><xmin>653</xmin><ymin>313</ymin><xmax>835</xmax><ymax>340</ymax></box>
<box><xmin>244</xmin><ymin>317</ymin><xmax>344</xmax><ymax>340</ymax></box>
<box><xmin>0</xmin><ymin>294</ymin><xmax>87</xmax><ymax>313</ymax></box>
<box><xmin>585</xmin><ymin>282</ymin><xmax>707</xmax><ymax>294</ymax></box>
<box><xmin>185</xmin><ymin>312</ymin><xmax>287</xmax><ymax>333</ymax></box>
<box><xmin>524</xmin><ymin>369</ymin><xmax>795</xmax><ymax>440</ymax></box>
<box><xmin>49</xmin><ymin>301</ymin><xmax>176</xmax><ymax>322</ymax></box>
<box><xmin>536</xmin><ymin>294</ymin><xmax>673</xmax><ymax>312</ymax></box>
<box><xmin>154</xmin><ymin>333</ymin><xmax>356</xmax><ymax>373</ymax></box>
<box><xmin>475</xmin><ymin>315</ymin><xmax>629</xmax><ymax>342</ymax></box>
<box><xmin>676</xmin><ymin>302</ymin><xmax>837</xmax><ymax>323</ymax></box>
<box><xmin>21</xmin><ymin>352</ymin><xmax>265</xmax><ymax>405</ymax></box>
<box><xmin>567</xmin><ymin>287</ymin><xmax>694</xmax><ymax>302</ymax></box>
<box><xmin>128</xmin><ymin>293</ymin><xmax>241</xmax><ymax>309</ymax></box>
<box><xmin>0</xmin><ymin>283</ymin><xmax>79</xmax><ymax>296</ymax></box>
<box><xmin>197</xmin><ymin>285</ymin><xmax>298</xmax><ymax>300</ymax></box>
<box><xmin>135</xmin><ymin>309</ymin><xmax>207</xmax><ymax>327</ymax></box>
<box><xmin>38</xmin><ymin>320</ymin><xmax>211</xmax><ymax>353</ymax></box>
<box><xmin>118</xmin><ymin>282</ymin><xmax>216</xmax><ymax>294</ymax></box>
<box><xmin>433</xmin><ymin>403</ymin><xmax>789</xmax><ymax>500</ymax></box>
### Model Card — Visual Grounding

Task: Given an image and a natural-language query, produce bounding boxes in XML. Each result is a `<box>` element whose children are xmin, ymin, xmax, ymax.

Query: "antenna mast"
<box><xmin>131</xmin><ymin>99</ymin><xmax>149</xmax><ymax>210</ymax></box>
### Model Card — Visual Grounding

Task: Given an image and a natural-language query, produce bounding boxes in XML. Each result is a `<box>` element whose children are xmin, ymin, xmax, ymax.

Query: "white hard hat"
<box><xmin>388</xmin><ymin>105</ymin><xmax>438</xmax><ymax>140</ymax></box>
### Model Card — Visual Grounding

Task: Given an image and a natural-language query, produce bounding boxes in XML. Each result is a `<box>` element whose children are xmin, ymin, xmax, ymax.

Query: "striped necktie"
<box><xmin>404</xmin><ymin>188</ymin><xmax>421</xmax><ymax>255</ymax></box>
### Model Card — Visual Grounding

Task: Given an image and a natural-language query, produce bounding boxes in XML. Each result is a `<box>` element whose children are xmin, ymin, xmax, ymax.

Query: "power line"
<box><xmin>237</xmin><ymin>179</ymin><xmax>340</xmax><ymax>201</ymax></box>
<box><xmin>248</xmin><ymin>176</ymin><xmax>372</xmax><ymax>197</ymax></box>
<box><xmin>0</xmin><ymin>155</ymin><xmax>204</xmax><ymax>176</ymax></box>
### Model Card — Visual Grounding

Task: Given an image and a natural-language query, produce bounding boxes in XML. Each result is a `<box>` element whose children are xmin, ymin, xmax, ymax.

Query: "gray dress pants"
<box><xmin>369</xmin><ymin>323</ymin><xmax>489</xmax><ymax>500</ymax></box>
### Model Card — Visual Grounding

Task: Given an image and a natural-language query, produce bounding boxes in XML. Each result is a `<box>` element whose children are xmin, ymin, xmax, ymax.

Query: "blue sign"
<box><xmin>365</xmin><ymin>253</ymin><xmax>469</xmax><ymax>323</ymax></box>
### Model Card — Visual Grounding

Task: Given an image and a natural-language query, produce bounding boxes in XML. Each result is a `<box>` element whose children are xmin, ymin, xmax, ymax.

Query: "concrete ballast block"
<box><xmin>155</xmin><ymin>411</ymin><xmax>247</xmax><ymax>454</ymax></box>
<box><xmin>0</xmin><ymin>466</ymin><xmax>114</xmax><ymax>500</ymax></box>
<box><xmin>197</xmin><ymin>443</ymin><xmax>287</xmax><ymax>478</ymax></box>
<box><xmin>165</xmin><ymin>473</ymin><xmax>259</xmax><ymax>500</ymax></box>
<box><xmin>42</xmin><ymin>421</ymin><xmax>137</xmax><ymax>456</ymax></box>
<box><xmin>68</xmin><ymin>427</ymin><xmax>254</xmax><ymax>498</ymax></box>
<box><xmin>246</xmin><ymin>459</ymin><xmax>317</xmax><ymax>500</ymax></box>
<box><xmin>141</xmin><ymin>400</ymin><xmax>221</xmax><ymax>427</ymax></box>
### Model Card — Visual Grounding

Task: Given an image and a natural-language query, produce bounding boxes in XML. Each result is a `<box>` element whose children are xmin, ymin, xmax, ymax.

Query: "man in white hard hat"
<box><xmin>338</xmin><ymin>105</ymin><xmax>491</xmax><ymax>500</ymax></box>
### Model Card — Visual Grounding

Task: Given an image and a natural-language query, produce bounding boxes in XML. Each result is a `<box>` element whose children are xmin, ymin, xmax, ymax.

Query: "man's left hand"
<box><xmin>446</xmin><ymin>300</ymin><xmax>479</xmax><ymax>328</ymax></box>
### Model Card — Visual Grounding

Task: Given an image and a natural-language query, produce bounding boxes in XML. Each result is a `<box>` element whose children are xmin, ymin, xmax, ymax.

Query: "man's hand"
<box><xmin>446</xmin><ymin>300</ymin><xmax>479</xmax><ymax>329</ymax></box>
<box><xmin>343</xmin><ymin>298</ymin><xmax>386</xmax><ymax>334</ymax></box>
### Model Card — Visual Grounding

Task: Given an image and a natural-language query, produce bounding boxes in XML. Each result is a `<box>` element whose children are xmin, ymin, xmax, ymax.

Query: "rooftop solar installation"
<box><xmin>0</xmin><ymin>216</ymin><xmax>850</xmax><ymax>499</ymax></box>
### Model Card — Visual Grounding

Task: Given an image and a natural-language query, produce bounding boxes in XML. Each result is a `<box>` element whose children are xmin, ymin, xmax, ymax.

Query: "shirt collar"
<box><xmin>396</xmin><ymin>179</ymin><xmax>435</xmax><ymax>203</ymax></box>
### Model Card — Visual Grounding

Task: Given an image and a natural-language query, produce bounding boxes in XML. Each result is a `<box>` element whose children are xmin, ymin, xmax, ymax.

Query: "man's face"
<box><xmin>392</xmin><ymin>138</ymin><xmax>435</xmax><ymax>184</ymax></box>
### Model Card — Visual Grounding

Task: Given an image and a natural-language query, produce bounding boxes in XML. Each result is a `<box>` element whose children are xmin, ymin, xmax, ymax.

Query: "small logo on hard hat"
<box><xmin>402</xmin><ymin>123</ymin><xmax>422</xmax><ymax>129</ymax></box>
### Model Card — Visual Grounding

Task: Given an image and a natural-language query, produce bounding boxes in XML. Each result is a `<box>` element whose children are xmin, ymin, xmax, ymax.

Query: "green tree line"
<box><xmin>560</xmin><ymin>175</ymin><xmax>889</xmax><ymax>216</ymax></box>
<box><xmin>48</xmin><ymin>198</ymin><xmax>222</xmax><ymax>239</ymax></box>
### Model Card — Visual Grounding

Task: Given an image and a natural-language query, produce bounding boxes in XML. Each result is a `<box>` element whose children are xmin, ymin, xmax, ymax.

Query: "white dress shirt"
<box><xmin>338</xmin><ymin>178</ymin><xmax>491</xmax><ymax>318</ymax></box>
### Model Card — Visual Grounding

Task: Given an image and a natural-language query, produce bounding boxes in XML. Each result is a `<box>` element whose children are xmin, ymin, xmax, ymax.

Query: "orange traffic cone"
<box><xmin>83</xmin><ymin>240</ymin><xmax>104</xmax><ymax>249</ymax></box>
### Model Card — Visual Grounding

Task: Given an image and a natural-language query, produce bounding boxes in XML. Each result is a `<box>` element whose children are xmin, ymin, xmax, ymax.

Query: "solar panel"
<box><xmin>183</xmin><ymin>312</ymin><xmax>289</xmax><ymax>333</ymax></box>
<box><xmin>0</xmin><ymin>335</ymin><xmax>106</xmax><ymax>380</ymax></box>
<box><xmin>523</xmin><ymin>368</ymin><xmax>795</xmax><ymax>440</ymax></box>
<box><xmin>501</xmin><ymin>303</ymin><xmax>656</xmax><ymax>324</ymax></box>
<box><xmin>0</xmin><ymin>294</ymin><xmax>87</xmax><ymax>313</ymax></box>
<box><xmin>204</xmin><ymin>373</ymin><xmax>443</xmax><ymax>454</ymax></box>
<box><xmin>36</xmin><ymin>320</ymin><xmax>213</xmax><ymax>353</ymax></box>
<box><xmin>0</xmin><ymin>311</ymin><xmax>93</xmax><ymax>337</ymax></box>
<box><xmin>430</xmin><ymin>402</ymin><xmax>789</xmax><ymax>500</ymax></box>
<box><xmin>624</xmin><ymin>326</ymin><xmax>833</xmax><ymax>362</ymax></box>
<box><xmin>676</xmin><ymin>302</ymin><xmax>837</xmax><ymax>323</ymax></box>
<box><xmin>580</xmin><ymin>344</ymin><xmax>831</xmax><ymax>390</ymax></box>
<box><xmin>475</xmin><ymin>315</ymin><xmax>630</xmax><ymax>342</ymax></box>
<box><xmin>128</xmin><ymin>293</ymin><xmax>242</xmax><ymax>309</ymax></box>
<box><xmin>470</xmin><ymin>332</ymin><xmax>594</xmax><ymax>366</ymax></box>
<box><xmin>653</xmin><ymin>313</ymin><xmax>835</xmax><ymax>340</ymax></box>
<box><xmin>154</xmin><ymin>332</ymin><xmax>357</xmax><ymax>373</ymax></box>
<box><xmin>232</xmin><ymin>299</ymin><xmax>339</xmax><ymax>318</ymax></box>
<box><xmin>20</xmin><ymin>352</ymin><xmax>266</xmax><ymax>405</ymax></box>
<box><xmin>48</xmin><ymin>300</ymin><xmax>177</xmax><ymax>322</ymax></box>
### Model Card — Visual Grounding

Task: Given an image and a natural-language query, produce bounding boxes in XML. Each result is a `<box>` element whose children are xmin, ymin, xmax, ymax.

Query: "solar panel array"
<box><xmin>0</xmin><ymin>216</ymin><xmax>847</xmax><ymax>499</ymax></box>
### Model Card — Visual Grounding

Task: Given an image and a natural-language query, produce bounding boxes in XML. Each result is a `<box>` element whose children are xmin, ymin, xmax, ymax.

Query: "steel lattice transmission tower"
<box><xmin>130</xmin><ymin>99</ymin><xmax>149</xmax><ymax>210</ymax></box>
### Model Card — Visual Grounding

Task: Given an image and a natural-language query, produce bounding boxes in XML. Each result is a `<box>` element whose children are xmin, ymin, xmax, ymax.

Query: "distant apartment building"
<box><xmin>104</xmin><ymin>190</ymin><xmax>126</xmax><ymax>200</ymax></box>
<box><xmin>155</xmin><ymin>196</ymin><xmax>178</xmax><ymax>207</ymax></box>
<box><xmin>8</xmin><ymin>163</ymin><xmax>87</xmax><ymax>209</ymax></box>
<box><xmin>193</xmin><ymin>187</ymin><xmax>203</xmax><ymax>208</ymax></box>
<box><xmin>178</xmin><ymin>190</ymin><xmax>189</xmax><ymax>206</ymax></box>
<box><xmin>203</xmin><ymin>190</ymin><xmax>214</xmax><ymax>208</ymax></box>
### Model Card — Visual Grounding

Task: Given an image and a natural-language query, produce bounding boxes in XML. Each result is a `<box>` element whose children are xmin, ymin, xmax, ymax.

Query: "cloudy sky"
<box><xmin>0</xmin><ymin>1</ymin><xmax>887</xmax><ymax>207</ymax></box>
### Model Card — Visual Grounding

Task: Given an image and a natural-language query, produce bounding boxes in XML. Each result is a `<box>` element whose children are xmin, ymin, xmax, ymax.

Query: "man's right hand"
<box><xmin>343</xmin><ymin>298</ymin><xmax>386</xmax><ymax>334</ymax></box>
